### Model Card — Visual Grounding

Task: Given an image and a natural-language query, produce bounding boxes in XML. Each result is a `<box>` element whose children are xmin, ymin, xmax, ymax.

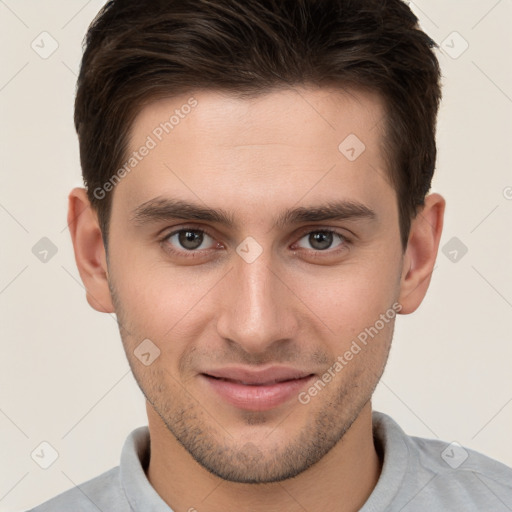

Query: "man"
<box><xmin>29</xmin><ymin>0</ymin><xmax>512</xmax><ymax>510</ymax></box>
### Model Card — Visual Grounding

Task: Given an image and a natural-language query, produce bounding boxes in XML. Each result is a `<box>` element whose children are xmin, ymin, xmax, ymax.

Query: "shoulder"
<box><xmin>409</xmin><ymin>432</ymin><xmax>512</xmax><ymax>505</ymax></box>
<box><xmin>26</xmin><ymin>466</ymin><xmax>129</xmax><ymax>512</ymax></box>
<box><xmin>370</xmin><ymin>411</ymin><xmax>512</xmax><ymax>511</ymax></box>
<box><xmin>26</xmin><ymin>426</ymin><xmax>153</xmax><ymax>512</ymax></box>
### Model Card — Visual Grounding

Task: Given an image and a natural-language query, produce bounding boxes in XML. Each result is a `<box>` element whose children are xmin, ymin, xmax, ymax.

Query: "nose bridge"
<box><xmin>216</xmin><ymin>245</ymin><xmax>295</xmax><ymax>353</ymax></box>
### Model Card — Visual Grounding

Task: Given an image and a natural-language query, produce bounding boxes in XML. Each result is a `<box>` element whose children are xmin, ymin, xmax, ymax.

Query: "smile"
<box><xmin>200</xmin><ymin>369</ymin><xmax>315</xmax><ymax>411</ymax></box>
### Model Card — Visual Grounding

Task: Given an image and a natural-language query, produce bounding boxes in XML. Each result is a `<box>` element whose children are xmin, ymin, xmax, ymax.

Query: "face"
<box><xmin>106</xmin><ymin>87</ymin><xmax>405</xmax><ymax>483</ymax></box>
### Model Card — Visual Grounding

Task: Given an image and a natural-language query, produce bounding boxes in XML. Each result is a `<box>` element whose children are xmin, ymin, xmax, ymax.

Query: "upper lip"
<box><xmin>202</xmin><ymin>366</ymin><xmax>314</xmax><ymax>385</ymax></box>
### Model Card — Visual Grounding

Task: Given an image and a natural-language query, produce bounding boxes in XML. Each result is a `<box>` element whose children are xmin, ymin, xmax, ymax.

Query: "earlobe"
<box><xmin>398</xmin><ymin>193</ymin><xmax>445</xmax><ymax>314</ymax></box>
<box><xmin>67</xmin><ymin>187</ymin><xmax>114</xmax><ymax>313</ymax></box>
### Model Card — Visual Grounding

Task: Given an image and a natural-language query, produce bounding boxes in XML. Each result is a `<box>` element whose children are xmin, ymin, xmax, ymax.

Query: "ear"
<box><xmin>67</xmin><ymin>187</ymin><xmax>114</xmax><ymax>313</ymax></box>
<box><xmin>398</xmin><ymin>193</ymin><xmax>445</xmax><ymax>314</ymax></box>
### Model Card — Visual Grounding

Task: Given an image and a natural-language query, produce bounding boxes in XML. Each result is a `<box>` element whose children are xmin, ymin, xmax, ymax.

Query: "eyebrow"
<box><xmin>131</xmin><ymin>197</ymin><xmax>377</xmax><ymax>229</ymax></box>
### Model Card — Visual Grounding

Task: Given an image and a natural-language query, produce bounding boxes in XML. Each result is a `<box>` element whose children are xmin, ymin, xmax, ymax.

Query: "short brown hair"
<box><xmin>74</xmin><ymin>0</ymin><xmax>442</xmax><ymax>249</ymax></box>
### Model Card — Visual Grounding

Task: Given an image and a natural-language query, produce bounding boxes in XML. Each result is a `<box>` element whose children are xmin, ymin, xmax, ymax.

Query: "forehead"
<box><xmin>113</xmin><ymin>86</ymin><xmax>393</xmax><ymax>223</ymax></box>
<box><xmin>130</xmin><ymin>86</ymin><xmax>386</xmax><ymax>152</ymax></box>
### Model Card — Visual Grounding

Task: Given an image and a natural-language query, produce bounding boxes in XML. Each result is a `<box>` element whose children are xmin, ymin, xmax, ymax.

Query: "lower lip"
<box><xmin>201</xmin><ymin>374</ymin><xmax>315</xmax><ymax>411</ymax></box>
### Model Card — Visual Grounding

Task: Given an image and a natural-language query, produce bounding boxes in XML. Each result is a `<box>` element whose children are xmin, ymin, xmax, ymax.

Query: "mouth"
<box><xmin>205</xmin><ymin>374</ymin><xmax>312</xmax><ymax>386</ymax></box>
<box><xmin>200</xmin><ymin>367</ymin><xmax>316</xmax><ymax>411</ymax></box>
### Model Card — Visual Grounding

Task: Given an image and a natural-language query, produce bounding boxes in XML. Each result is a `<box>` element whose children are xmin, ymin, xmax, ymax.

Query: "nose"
<box><xmin>215</xmin><ymin>247</ymin><xmax>299</xmax><ymax>356</ymax></box>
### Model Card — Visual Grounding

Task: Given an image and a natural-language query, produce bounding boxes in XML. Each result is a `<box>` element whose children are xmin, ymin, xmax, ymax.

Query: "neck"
<box><xmin>146</xmin><ymin>402</ymin><xmax>382</xmax><ymax>512</ymax></box>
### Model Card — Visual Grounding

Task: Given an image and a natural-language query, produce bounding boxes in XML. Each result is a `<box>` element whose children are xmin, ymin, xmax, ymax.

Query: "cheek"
<box><xmin>292</xmin><ymin>256</ymin><xmax>400</xmax><ymax>337</ymax></box>
<box><xmin>109</xmin><ymin>252</ymin><xmax>222</xmax><ymax>348</ymax></box>
<box><xmin>109</xmin><ymin>222</ymin><xmax>401</xmax><ymax>350</ymax></box>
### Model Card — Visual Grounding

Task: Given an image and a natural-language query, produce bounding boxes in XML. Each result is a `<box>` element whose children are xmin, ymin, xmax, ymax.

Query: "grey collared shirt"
<box><xmin>27</xmin><ymin>411</ymin><xmax>512</xmax><ymax>511</ymax></box>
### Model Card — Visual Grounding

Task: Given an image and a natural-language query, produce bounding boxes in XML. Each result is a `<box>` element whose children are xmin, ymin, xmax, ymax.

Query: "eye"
<box><xmin>159</xmin><ymin>226</ymin><xmax>350</xmax><ymax>261</ymax></box>
<box><xmin>164</xmin><ymin>228</ymin><xmax>217</xmax><ymax>252</ymax></box>
<box><xmin>295</xmin><ymin>229</ymin><xmax>347</xmax><ymax>251</ymax></box>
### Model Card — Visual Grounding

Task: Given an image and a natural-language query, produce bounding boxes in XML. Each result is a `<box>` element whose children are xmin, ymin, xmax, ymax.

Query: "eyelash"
<box><xmin>159</xmin><ymin>225</ymin><xmax>352</xmax><ymax>260</ymax></box>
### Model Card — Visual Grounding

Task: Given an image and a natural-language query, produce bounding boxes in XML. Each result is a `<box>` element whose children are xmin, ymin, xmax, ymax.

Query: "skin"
<box><xmin>68</xmin><ymin>86</ymin><xmax>444</xmax><ymax>512</ymax></box>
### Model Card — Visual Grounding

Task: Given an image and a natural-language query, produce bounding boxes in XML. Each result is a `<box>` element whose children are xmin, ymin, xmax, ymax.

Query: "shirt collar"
<box><xmin>118</xmin><ymin>411</ymin><xmax>409</xmax><ymax>512</ymax></box>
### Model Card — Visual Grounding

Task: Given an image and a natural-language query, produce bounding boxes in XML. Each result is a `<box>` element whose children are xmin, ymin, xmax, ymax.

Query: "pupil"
<box><xmin>310</xmin><ymin>231</ymin><xmax>332</xmax><ymax>250</ymax></box>
<box><xmin>179</xmin><ymin>230</ymin><xmax>203</xmax><ymax>250</ymax></box>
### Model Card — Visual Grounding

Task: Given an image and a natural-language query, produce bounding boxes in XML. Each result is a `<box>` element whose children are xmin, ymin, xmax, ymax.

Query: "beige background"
<box><xmin>1</xmin><ymin>1</ymin><xmax>511</xmax><ymax>510</ymax></box>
